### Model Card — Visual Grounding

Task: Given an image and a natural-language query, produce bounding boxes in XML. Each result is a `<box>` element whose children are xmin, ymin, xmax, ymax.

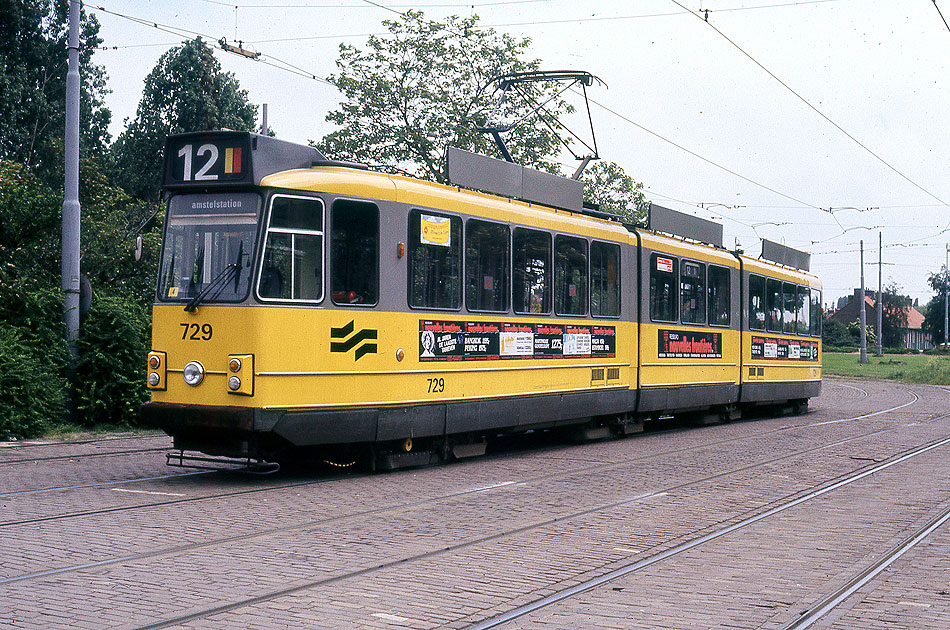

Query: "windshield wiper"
<box><xmin>183</xmin><ymin>241</ymin><xmax>246</xmax><ymax>312</ymax></box>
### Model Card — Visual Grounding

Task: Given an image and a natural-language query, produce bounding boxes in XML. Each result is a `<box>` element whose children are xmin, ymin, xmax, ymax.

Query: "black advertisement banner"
<box><xmin>750</xmin><ymin>336</ymin><xmax>819</xmax><ymax>361</ymax></box>
<box><xmin>419</xmin><ymin>321</ymin><xmax>616</xmax><ymax>362</ymax></box>
<box><xmin>657</xmin><ymin>329</ymin><xmax>722</xmax><ymax>358</ymax></box>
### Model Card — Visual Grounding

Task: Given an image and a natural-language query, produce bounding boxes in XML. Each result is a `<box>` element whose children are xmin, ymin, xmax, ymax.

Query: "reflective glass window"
<box><xmin>590</xmin><ymin>241</ymin><xmax>620</xmax><ymax>317</ymax></box>
<box><xmin>408</xmin><ymin>209</ymin><xmax>462</xmax><ymax>309</ymax></box>
<box><xmin>466</xmin><ymin>220</ymin><xmax>509</xmax><ymax>312</ymax></box>
<box><xmin>514</xmin><ymin>229</ymin><xmax>551</xmax><ymax>314</ymax></box>
<box><xmin>331</xmin><ymin>200</ymin><xmax>378</xmax><ymax>305</ymax></box>
<box><xmin>650</xmin><ymin>253</ymin><xmax>678</xmax><ymax>322</ymax></box>
<box><xmin>555</xmin><ymin>235</ymin><xmax>588</xmax><ymax>316</ymax></box>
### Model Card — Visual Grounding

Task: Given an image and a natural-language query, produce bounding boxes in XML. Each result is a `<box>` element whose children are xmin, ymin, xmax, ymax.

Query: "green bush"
<box><xmin>826</xmin><ymin>344</ymin><xmax>858</xmax><ymax>353</ymax></box>
<box><xmin>0</xmin><ymin>326</ymin><xmax>68</xmax><ymax>439</ymax></box>
<box><xmin>74</xmin><ymin>293</ymin><xmax>151</xmax><ymax>426</ymax></box>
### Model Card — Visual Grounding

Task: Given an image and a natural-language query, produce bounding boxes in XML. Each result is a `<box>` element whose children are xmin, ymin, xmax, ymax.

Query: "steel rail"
<box><xmin>468</xmin><ymin>434</ymin><xmax>950</xmax><ymax>629</ymax></box>
<box><xmin>109</xmin><ymin>416</ymin><xmax>945</xmax><ymax>628</ymax></box>
<box><xmin>782</xmin><ymin>502</ymin><xmax>950</xmax><ymax>629</ymax></box>
<box><xmin>0</xmin><ymin>384</ymin><xmax>918</xmax><ymax>526</ymax></box>
<box><xmin>0</xmin><ymin>446</ymin><xmax>169</xmax><ymax>466</ymax></box>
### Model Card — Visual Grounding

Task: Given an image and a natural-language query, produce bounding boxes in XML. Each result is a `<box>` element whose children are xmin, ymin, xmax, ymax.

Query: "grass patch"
<box><xmin>824</xmin><ymin>352</ymin><xmax>950</xmax><ymax>385</ymax></box>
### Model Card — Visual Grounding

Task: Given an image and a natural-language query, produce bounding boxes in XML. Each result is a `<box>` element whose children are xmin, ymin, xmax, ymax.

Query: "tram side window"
<box><xmin>409</xmin><ymin>209</ymin><xmax>461</xmax><ymax>309</ymax></box>
<box><xmin>681</xmin><ymin>261</ymin><xmax>706</xmax><ymax>324</ymax></box>
<box><xmin>590</xmin><ymin>241</ymin><xmax>620</xmax><ymax>317</ymax></box>
<box><xmin>331</xmin><ymin>200</ymin><xmax>379</xmax><ymax>306</ymax></box>
<box><xmin>782</xmin><ymin>282</ymin><xmax>797</xmax><ymax>333</ymax></box>
<box><xmin>708</xmin><ymin>265</ymin><xmax>731</xmax><ymax>326</ymax></box>
<box><xmin>810</xmin><ymin>288</ymin><xmax>822</xmax><ymax>336</ymax></box>
<box><xmin>555</xmin><ymin>236</ymin><xmax>588</xmax><ymax>316</ymax></box>
<box><xmin>749</xmin><ymin>274</ymin><xmax>766</xmax><ymax>331</ymax></box>
<box><xmin>766</xmin><ymin>278</ymin><xmax>783</xmax><ymax>332</ymax></box>
<box><xmin>466</xmin><ymin>220</ymin><xmax>509</xmax><ymax>312</ymax></box>
<box><xmin>513</xmin><ymin>228</ymin><xmax>551</xmax><ymax>314</ymax></box>
<box><xmin>797</xmin><ymin>285</ymin><xmax>810</xmax><ymax>335</ymax></box>
<box><xmin>259</xmin><ymin>196</ymin><xmax>323</xmax><ymax>301</ymax></box>
<box><xmin>650</xmin><ymin>254</ymin><xmax>678</xmax><ymax>322</ymax></box>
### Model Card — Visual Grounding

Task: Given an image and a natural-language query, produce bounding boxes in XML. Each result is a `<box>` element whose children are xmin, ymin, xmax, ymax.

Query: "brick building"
<box><xmin>828</xmin><ymin>288</ymin><xmax>932</xmax><ymax>350</ymax></box>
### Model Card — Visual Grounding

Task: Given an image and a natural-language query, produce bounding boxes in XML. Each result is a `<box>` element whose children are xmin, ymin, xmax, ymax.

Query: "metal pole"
<box><xmin>260</xmin><ymin>103</ymin><xmax>268</xmax><ymax>135</ymax></box>
<box><xmin>61</xmin><ymin>0</ymin><xmax>81</xmax><ymax>361</ymax></box>
<box><xmin>944</xmin><ymin>243</ymin><xmax>949</xmax><ymax>349</ymax></box>
<box><xmin>876</xmin><ymin>232</ymin><xmax>882</xmax><ymax>356</ymax></box>
<box><xmin>859</xmin><ymin>240</ymin><xmax>867</xmax><ymax>364</ymax></box>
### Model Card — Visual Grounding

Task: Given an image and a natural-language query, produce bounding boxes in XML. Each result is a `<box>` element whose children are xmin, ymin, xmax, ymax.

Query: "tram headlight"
<box><xmin>228</xmin><ymin>357</ymin><xmax>242</xmax><ymax>372</ymax></box>
<box><xmin>148</xmin><ymin>355</ymin><xmax>161</xmax><ymax>370</ymax></box>
<box><xmin>182</xmin><ymin>361</ymin><xmax>205</xmax><ymax>387</ymax></box>
<box><xmin>148</xmin><ymin>372</ymin><xmax>161</xmax><ymax>387</ymax></box>
<box><xmin>228</xmin><ymin>376</ymin><xmax>242</xmax><ymax>391</ymax></box>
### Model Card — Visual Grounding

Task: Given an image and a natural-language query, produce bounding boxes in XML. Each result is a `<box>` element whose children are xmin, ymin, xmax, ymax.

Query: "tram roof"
<box><xmin>261</xmin><ymin>165</ymin><xmax>632</xmax><ymax>241</ymax></box>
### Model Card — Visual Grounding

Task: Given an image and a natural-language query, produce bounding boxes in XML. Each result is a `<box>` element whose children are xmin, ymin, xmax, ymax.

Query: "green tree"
<box><xmin>580</xmin><ymin>161</ymin><xmax>649</xmax><ymax>224</ymax></box>
<box><xmin>822</xmin><ymin>317</ymin><xmax>852</xmax><ymax>348</ymax></box>
<box><xmin>0</xmin><ymin>159</ymin><xmax>160</xmax><ymax>434</ymax></box>
<box><xmin>923</xmin><ymin>269</ymin><xmax>950</xmax><ymax>347</ymax></box>
<box><xmin>878</xmin><ymin>281</ymin><xmax>910</xmax><ymax>348</ymax></box>
<box><xmin>112</xmin><ymin>37</ymin><xmax>258</xmax><ymax>200</ymax></box>
<box><xmin>318</xmin><ymin>11</ymin><xmax>573</xmax><ymax>182</ymax></box>
<box><xmin>846</xmin><ymin>318</ymin><xmax>876</xmax><ymax>346</ymax></box>
<box><xmin>0</xmin><ymin>0</ymin><xmax>111</xmax><ymax>180</ymax></box>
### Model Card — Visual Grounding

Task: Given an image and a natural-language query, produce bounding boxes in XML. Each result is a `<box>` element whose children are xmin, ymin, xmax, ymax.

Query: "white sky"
<box><xmin>88</xmin><ymin>0</ymin><xmax>950</xmax><ymax>309</ymax></box>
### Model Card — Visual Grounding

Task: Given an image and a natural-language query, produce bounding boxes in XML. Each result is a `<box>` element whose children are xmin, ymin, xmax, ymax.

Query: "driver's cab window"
<box><xmin>258</xmin><ymin>195</ymin><xmax>324</xmax><ymax>302</ymax></box>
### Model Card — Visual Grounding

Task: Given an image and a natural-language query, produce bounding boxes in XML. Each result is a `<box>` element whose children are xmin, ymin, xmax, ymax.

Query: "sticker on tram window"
<box><xmin>656</xmin><ymin>256</ymin><xmax>674</xmax><ymax>273</ymax></box>
<box><xmin>419</xmin><ymin>320</ymin><xmax>616</xmax><ymax>362</ymax></box>
<box><xmin>420</xmin><ymin>214</ymin><xmax>451</xmax><ymax>247</ymax></box>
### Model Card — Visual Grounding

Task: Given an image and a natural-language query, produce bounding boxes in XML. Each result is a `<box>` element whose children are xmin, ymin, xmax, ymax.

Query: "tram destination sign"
<box><xmin>163</xmin><ymin>131</ymin><xmax>324</xmax><ymax>189</ymax></box>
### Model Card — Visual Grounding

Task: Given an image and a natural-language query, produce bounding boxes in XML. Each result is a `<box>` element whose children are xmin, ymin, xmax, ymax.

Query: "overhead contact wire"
<box><xmin>669</xmin><ymin>0</ymin><xmax>950</xmax><ymax>212</ymax></box>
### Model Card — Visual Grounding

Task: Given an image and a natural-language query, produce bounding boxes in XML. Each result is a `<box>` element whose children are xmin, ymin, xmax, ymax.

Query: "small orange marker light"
<box><xmin>397</xmin><ymin>241</ymin><xmax>405</xmax><ymax>258</ymax></box>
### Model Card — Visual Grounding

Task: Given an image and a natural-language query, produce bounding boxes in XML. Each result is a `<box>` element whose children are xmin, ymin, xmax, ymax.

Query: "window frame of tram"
<box><xmin>766</xmin><ymin>277</ymin><xmax>783</xmax><ymax>333</ymax></box>
<box><xmin>650</xmin><ymin>253</ymin><xmax>678</xmax><ymax>323</ymax></box>
<box><xmin>465</xmin><ymin>219</ymin><xmax>510</xmax><ymax>313</ymax></box>
<box><xmin>796</xmin><ymin>285</ymin><xmax>810</xmax><ymax>335</ymax></box>
<box><xmin>257</xmin><ymin>194</ymin><xmax>325</xmax><ymax>303</ymax></box>
<box><xmin>513</xmin><ymin>228</ymin><xmax>552</xmax><ymax>315</ymax></box>
<box><xmin>554</xmin><ymin>235</ymin><xmax>589</xmax><ymax>317</ymax></box>
<box><xmin>708</xmin><ymin>265</ymin><xmax>731</xmax><ymax>327</ymax></box>
<box><xmin>590</xmin><ymin>241</ymin><xmax>621</xmax><ymax>318</ymax></box>
<box><xmin>782</xmin><ymin>282</ymin><xmax>799</xmax><ymax>334</ymax></box>
<box><xmin>749</xmin><ymin>274</ymin><xmax>766</xmax><ymax>331</ymax></box>
<box><xmin>158</xmin><ymin>192</ymin><xmax>261</xmax><ymax>304</ymax></box>
<box><xmin>810</xmin><ymin>288</ymin><xmax>822</xmax><ymax>337</ymax></box>
<box><xmin>680</xmin><ymin>259</ymin><xmax>706</xmax><ymax>325</ymax></box>
<box><xmin>330</xmin><ymin>199</ymin><xmax>379</xmax><ymax>307</ymax></box>
<box><xmin>408</xmin><ymin>209</ymin><xmax>462</xmax><ymax>310</ymax></box>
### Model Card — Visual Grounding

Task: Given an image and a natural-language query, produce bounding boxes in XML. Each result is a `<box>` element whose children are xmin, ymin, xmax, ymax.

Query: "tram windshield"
<box><xmin>158</xmin><ymin>192</ymin><xmax>261</xmax><ymax>304</ymax></box>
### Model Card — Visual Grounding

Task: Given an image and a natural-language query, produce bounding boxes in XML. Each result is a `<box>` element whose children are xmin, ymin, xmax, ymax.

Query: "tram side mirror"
<box><xmin>134</xmin><ymin>236</ymin><xmax>143</xmax><ymax>262</ymax></box>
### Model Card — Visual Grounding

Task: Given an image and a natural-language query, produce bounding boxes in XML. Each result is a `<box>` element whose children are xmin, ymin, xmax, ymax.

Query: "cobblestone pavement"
<box><xmin>1</xmin><ymin>378</ymin><xmax>948</xmax><ymax>629</ymax></box>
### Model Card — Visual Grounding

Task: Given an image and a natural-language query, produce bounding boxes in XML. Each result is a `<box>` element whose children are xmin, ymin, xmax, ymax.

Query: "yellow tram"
<box><xmin>141</xmin><ymin>131</ymin><xmax>820</xmax><ymax>469</ymax></box>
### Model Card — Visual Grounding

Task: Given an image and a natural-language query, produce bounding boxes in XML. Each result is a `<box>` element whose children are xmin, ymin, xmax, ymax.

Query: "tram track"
<box><xmin>3</xmin><ymin>393</ymin><xmax>944</xmax><ymax>601</ymax></box>
<box><xmin>468</xmin><ymin>434</ymin><xmax>950</xmax><ymax>630</ymax></box>
<box><xmin>0</xmin><ymin>385</ymin><xmax>923</xmax><ymax>525</ymax></box>
<box><xmin>782</xmin><ymin>502</ymin><xmax>950</xmax><ymax>630</ymax></box>
<box><xmin>122</xmin><ymin>431</ymin><xmax>950</xmax><ymax>630</ymax></box>
<box><xmin>0</xmin><ymin>433</ymin><xmax>166</xmax><ymax>450</ymax></box>
<box><xmin>0</xmin><ymin>445</ymin><xmax>170</xmax><ymax>466</ymax></box>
